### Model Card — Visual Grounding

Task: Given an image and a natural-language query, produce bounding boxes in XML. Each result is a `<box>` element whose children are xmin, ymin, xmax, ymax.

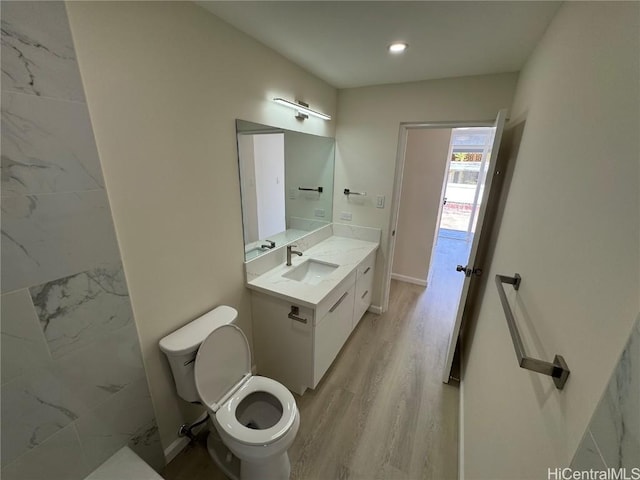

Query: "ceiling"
<box><xmin>197</xmin><ymin>1</ymin><xmax>562</xmax><ymax>89</ymax></box>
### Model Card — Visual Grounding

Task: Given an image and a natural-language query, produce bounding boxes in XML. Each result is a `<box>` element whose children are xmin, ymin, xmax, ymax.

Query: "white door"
<box><xmin>253</xmin><ymin>133</ymin><xmax>286</xmax><ymax>239</ymax></box>
<box><xmin>441</xmin><ymin>109</ymin><xmax>506</xmax><ymax>383</ymax></box>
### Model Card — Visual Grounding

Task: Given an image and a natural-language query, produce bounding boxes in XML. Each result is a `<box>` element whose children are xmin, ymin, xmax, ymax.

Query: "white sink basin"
<box><xmin>282</xmin><ymin>259</ymin><xmax>339</xmax><ymax>285</ymax></box>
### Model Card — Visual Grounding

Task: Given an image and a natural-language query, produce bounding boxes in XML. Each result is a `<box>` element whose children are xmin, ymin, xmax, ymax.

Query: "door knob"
<box><xmin>456</xmin><ymin>265</ymin><xmax>482</xmax><ymax>277</ymax></box>
<box><xmin>456</xmin><ymin>265</ymin><xmax>470</xmax><ymax>276</ymax></box>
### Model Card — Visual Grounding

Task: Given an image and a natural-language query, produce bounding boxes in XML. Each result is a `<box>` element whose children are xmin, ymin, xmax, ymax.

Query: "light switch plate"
<box><xmin>340</xmin><ymin>212</ymin><xmax>352</xmax><ymax>221</ymax></box>
<box><xmin>376</xmin><ymin>195</ymin><xmax>385</xmax><ymax>208</ymax></box>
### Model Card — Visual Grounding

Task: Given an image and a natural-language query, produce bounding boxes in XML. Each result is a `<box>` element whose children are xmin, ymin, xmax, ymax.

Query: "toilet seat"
<box><xmin>215</xmin><ymin>376</ymin><xmax>297</xmax><ymax>446</ymax></box>
<box><xmin>194</xmin><ymin>324</ymin><xmax>297</xmax><ymax>447</ymax></box>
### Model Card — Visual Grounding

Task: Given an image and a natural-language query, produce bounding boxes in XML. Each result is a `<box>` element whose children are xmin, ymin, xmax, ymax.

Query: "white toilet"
<box><xmin>159</xmin><ymin>306</ymin><xmax>300</xmax><ymax>480</ymax></box>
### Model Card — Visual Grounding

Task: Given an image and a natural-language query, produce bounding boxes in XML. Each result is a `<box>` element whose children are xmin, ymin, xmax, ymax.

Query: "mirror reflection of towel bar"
<box><xmin>344</xmin><ymin>188</ymin><xmax>366</xmax><ymax>196</ymax></box>
<box><xmin>495</xmin><ymin>273</ymin><xmax>570</xmax><ymax>390</ymax></box>
<box><xmin>298</xmin><ymin>187</ymin><xmax>323</xmax><ymax>193</ymax></box>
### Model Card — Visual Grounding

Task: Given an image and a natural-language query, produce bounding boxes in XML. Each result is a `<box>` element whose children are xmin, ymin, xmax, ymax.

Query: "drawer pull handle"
<box><xmin>288</xmin><ymin>306</ymin><xmax>307</xmax><ymax>324</ymax></box>
<box><xmin>361</xmin><ymin>290</ymin><xmax>369</xmax><ymax>299</ymax></box>
<box><xmin>329</xmin><ymin>291</ymin><xmax>349</xmax><ymax>312</ymax></box>
<box><xmin>363</xmin><ymin>267</ymin><xmax>371</xmax><ymax>275</ymax></box>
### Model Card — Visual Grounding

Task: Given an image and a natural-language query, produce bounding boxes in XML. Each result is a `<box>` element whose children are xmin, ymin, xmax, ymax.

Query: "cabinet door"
<box><xmin>313</xmin><ymin>284</ymin><xmax>355</xmax><ymax>387</ymax></box>
<box><xmin>354</xmin><ymin>251</ymin><xmax>375</xmax><ymax>328</ymax></box>
<box><xmin>251</xmin><ymin>292</ymin><xmax>314</xmax><ymax>395</ymax></box>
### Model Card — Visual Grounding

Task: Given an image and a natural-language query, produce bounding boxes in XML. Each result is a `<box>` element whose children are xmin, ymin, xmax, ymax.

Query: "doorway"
<box><xmin>237</xmin><ymin>132</ymin><xmax>286</xmax><ymax>243</ymax></box>
<box><xmin>385</xmin><ymin>111</ymin><xmax>506</xmax><ymax>382</ymax></box>
<box><xmin>390</xmin><ymin>126</ymin><xmax>495</xmax><ymax>291</ymax></box>
<box><xmin>426</xmin><ymin>127</ymin><xmax>495</xmax><ymax>287</ymax></box>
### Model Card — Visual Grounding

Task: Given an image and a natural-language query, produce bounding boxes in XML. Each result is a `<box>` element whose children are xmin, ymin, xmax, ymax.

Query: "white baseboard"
<box><xmin>367</xmin><ymin>304</ymin><xmax>382</xmax><ymax>315</ymax></box>
<box><xmin>391</xmin><ymin>273</ymin><xmax>427</xmax><ymax>287</ymax></box>
<box><xmin>164</xmin><ymin>436</ymin><xmax>190</xmax><ymax>465</ymax></box>
<box><xmin>163</xmin><ymin>411</ymin><xmax>209</xmax><ymax>464</ymax></box>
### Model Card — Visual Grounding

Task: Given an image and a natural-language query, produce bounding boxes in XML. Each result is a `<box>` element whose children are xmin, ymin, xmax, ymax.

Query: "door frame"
<box><xmin>464</xmin><ymin>140</ymin><xmax>492</xmax><ymax>237</ymax></box>
<box><xmin>425</xmin><ymin>131</ymin><xmax>457</xmax><ymax>287</ymax></box>
<box><xmin>382</xmin><ymin>120</ymin><xmax>495</xmax><ymax>312</ymax></box>
<box><xmin>426</xmin><ymin>128</ymin><xmax>494</xmax><ymax>285</ymax></box>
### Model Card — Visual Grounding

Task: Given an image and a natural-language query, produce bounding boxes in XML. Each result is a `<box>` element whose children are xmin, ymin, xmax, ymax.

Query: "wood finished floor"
<box><xmin>163</xmin><ymin>277</ymin><xmax>460</xmax><ymax>480</ymax></box>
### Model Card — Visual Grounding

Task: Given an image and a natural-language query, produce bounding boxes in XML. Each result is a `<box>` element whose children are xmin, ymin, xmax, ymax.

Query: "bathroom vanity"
<box><xmin>246</xmin><ymin>230</ymin><xmax>378</xmax><ymax>395</ymax></box>
<box><xmin>234</xmin><ymin>119</ymin><xmax>379</xmax><ymax>395</ymax></box>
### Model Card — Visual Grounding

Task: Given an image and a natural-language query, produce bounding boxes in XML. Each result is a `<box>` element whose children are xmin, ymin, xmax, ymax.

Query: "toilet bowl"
<box><xmin>194</xmin><ymin>324</ymin><xmax>299</xmax><ymax>480</ymax></box>
<box><xmin>159</xmin><ymin>307</ymin><xmax>299</xmax><ymax>480</ymax></box>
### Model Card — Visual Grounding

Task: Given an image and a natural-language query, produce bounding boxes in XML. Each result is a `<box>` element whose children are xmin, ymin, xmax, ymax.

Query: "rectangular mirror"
<box><xmin>236</xmin><ymin>119</ymin><xmax>335</xmax><ymax>261</ymax></box>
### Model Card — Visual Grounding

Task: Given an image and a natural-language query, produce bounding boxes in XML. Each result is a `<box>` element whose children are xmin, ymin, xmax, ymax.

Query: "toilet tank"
<box><xmin>159</xmin><ymin>305</ymin><xmax>238</xmax><ymax>403</ymax></box>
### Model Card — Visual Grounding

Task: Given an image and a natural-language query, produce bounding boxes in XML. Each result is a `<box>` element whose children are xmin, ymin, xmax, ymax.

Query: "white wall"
<box><xmin>253</xmin><ymin>133</ymin><xmax>286</xmax><ymax>239</ymax></box>
<box><xmin>335</xmin><ymin>73</ymin><xmax>519</xmax><ymax>308</ymax></box>
<box><xmin>284</xmin><ymin>131</ymin><xmax>335</xmax><ymax>225</ymax></box>
<box><xmin>463</xmin><ymin>3</ymin><xmax>640</xmax><ymax>478</ymax></box>
<box><xmin>392</xmin><ymin>128</ymin><xmax>451</xmax><ymax>284</ymax></box>
<box><xmin>66</xmin><ymin>1</ymin><xmax>336</xmax><ymax>451</ymax></box>
<box><xmin>237</xmin><ymin>135</ymin><xmax>259</xmax><ymax>243</ymax></box>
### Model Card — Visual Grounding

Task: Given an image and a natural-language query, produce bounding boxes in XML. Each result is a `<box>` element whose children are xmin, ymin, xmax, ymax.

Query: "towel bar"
<box><xmin>495</xmin><ymin>273</ymin><xmax>570</xmax><ymax>389</ymax></box>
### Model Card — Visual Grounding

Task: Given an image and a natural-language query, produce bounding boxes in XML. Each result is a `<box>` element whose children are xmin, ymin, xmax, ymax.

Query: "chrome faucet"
<box><xmin>261</xmin><ymin>239</ymin><xmax>276</xmax><ymax>250</ymax></box>
<box><xmin>286</xmin><ymin>245</ymin><xmax>303</xmax><ymax>266</ymax></box>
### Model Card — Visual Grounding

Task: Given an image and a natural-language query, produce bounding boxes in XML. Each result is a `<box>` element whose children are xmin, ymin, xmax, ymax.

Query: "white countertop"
<box><xmin>246</xmin><ymin>235</ymin><xmax>378</xmax><ymax>308</ymax></box>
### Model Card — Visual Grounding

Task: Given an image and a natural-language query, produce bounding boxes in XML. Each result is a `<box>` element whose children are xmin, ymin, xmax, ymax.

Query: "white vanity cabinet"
<box><xmin>251</xmin><ymin>254</ymin><xmax>376</xmax><ymax>395</ymax></box>
<box><xmin>250</xmin><ymin>292</ymin><xmax>315</xmax><ymax>395</ymax></box>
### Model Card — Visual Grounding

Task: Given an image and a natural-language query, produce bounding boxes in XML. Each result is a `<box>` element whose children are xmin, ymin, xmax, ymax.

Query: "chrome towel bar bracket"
<box><xmin>495</xmin><ymin>273</ymin><xmax>570</xmax><ymax>390</ymax></box>
<box><xmin>288</xmin><ymin>306</ymin><xmax>307</xmax><ymax>324</ymax></box>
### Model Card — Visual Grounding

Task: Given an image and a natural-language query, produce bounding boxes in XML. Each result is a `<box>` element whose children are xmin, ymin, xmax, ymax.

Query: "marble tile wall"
<box><xmin>0</xmin><ymin>2</ymin><xmax>164</xmax><ymax>478</ymax></box>
<box><xmin>571</xmin><ymin>315</ymin><xmax>640</xmax><ymax>471</ymax></box>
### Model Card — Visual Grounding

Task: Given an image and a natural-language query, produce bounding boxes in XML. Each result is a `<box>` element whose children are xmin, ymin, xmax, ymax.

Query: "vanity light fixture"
<box><xmin>273</xmin><ymin>97</ymin><xmax>331</xmax><ymax>121</ymax></box>
<box><xmin>388</xmin><ymin>42</ymin><xmax>408</xmax><ymax>54</ymax></box>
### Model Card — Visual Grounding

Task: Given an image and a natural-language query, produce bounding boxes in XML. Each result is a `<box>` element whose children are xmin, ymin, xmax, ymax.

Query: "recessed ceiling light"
<box><xmin>388</xmin><ymin>42</ymin><xmax>408</xmax><ymax>54</ymax></box>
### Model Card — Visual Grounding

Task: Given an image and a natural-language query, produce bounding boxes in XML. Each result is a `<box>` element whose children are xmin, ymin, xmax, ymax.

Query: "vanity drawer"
<box><xmin>313</xmin><ymin>283</ymin><xmax>355</xmax><ymax>387</ymax></box>
<box><xmin>353</xmin><ymin>251</ymin><xmax>375</xmax><ymax>327</ymax></box>
<box><xmin>315</xmin><ymin>270</ymin><xmax>356</xmax><ymax>323</ymax></box>
<box><xmin>357</xmin><ymin>251</ymin><xmax>376</xmax><ymax>280</ymax></box>
<box><xmin>354</xmin><ymin>277</ymin><xmax>373</xmax><ymax>326</ymax></box>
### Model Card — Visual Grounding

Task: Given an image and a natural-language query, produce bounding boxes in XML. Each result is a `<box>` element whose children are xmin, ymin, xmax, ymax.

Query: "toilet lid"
<box><xmin>194</xmin><ymin>324</ymin><xmax>251</xmax><ymax>411</ymax></box>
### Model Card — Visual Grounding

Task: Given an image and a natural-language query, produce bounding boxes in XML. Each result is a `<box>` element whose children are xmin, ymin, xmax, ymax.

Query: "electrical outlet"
<box><xmin>314</xmin><ymin>208</ymin><xmax>325</xmax><ymax>218</ymax></box>
<box><xmin>376</xmin><ymin>195</ymin><xmax>385</xmax><ymax>208</ymax></box>
<box><xmin>340</xmin><ymin>212</ymin><xmax>352</xmax><ymax>221</ymax></box>
<box><xmin>289</xmin><ymin>188</ymin><xmax>296</xmax><ymax>199</ymax></box>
